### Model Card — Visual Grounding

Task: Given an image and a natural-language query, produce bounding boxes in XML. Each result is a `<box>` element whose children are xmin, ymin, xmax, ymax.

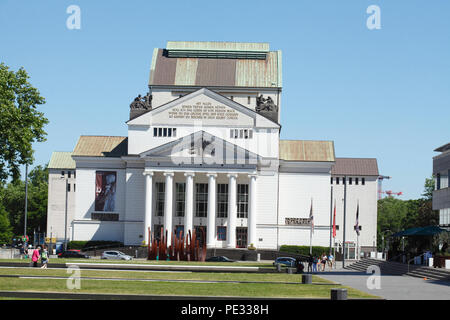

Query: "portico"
<box><xmin>143</xmin><ymin>169</ymin><xmax>257</xmax><ymax>249</ymax></box>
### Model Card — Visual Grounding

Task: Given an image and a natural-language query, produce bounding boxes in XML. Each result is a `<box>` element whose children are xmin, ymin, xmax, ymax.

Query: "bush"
<box><xmin>67</xmin><ymin>241</ymin><xmax>123</xmax><ymax>250</ymax></box>
<box><xmin>280</xmin><ymin>245</ymin><xmax>331</xmax><ymax>257</ymax></box>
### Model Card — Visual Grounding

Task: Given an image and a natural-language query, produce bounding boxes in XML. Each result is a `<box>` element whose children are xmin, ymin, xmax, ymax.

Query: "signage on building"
<box><xmin>285</xmin><ymin>218</ymin><xmax>312</xmax><ymax>226</ymax></box>
<box><xmin>168</xmin><ymin>102</ymin><xmax>239</xmax><ymax>121</ymax></box>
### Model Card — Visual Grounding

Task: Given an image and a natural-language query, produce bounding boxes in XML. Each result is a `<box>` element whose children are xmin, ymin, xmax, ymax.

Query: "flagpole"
<box><xmin>343</xmin><ymin>176</ymin><xmax>347</xmax><ymax>268</ymax></box>
<box><xmin>329</xmin><ymin>186</ymin><xmax>333</xmax><ymax>256</ymax></box>
<box><xmin>309</xmin><ymin>198</ymin><xmax>313</xmax><ymax>255</ymax></box>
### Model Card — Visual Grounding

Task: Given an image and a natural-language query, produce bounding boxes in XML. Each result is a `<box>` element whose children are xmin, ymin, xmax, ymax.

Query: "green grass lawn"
<box><xmin>0</xmin><ymin>267</ymin><xmax>381</xmax><ymax>299</ymax></box>
<box><xmin>0</xmin><ymin>258</ymin><xmax>273</xmax><ymax>268</ymax></box>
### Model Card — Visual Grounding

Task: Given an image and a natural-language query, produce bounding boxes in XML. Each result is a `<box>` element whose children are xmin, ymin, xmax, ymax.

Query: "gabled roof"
<box><xmin>279</xmin><ymin>140</ymin><xmax>335</xmax><ymax>162</ymax></box>
<box><xmin>149</xmin><ymin>41</ymin><xmax>282</xmax><ymax>88</ymax></box>
<box><xmin>127</xmin><ymin>87</ymin><xmax>280</xmax><ymax>127</ymax></box>
<box><xmin>331</xmin><ymin>158</ymin><xmax>379</xmax><ymax>176</ymax></box>
<box><xmin>140</xmin><ymin>130</ymin><xmax>259</xmax><ymax>166</ymax></box>
<box><xmin>72</xmin><ymin>136</ymin><xmax>128</xmax><ymax>157</ymax></box>
<box><xmin>48</xmin><ymin>152</ymin><xmax>75</xmax><ymax>169</ymax></box>
<box><xmin>434</xmin><ymin>142</ymin><xmax>450</xmax><ymax>153</ymax></box>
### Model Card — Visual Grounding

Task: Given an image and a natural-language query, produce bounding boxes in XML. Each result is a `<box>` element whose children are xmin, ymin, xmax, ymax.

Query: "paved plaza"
<box><xmin>313</xmin><ymin>262</ymin><xmax>450</xmax><ymax>300</ymax></box>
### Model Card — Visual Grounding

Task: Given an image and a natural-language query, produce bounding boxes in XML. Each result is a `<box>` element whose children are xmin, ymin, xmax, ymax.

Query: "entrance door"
<box><xmin>236</xmin><ymin>227</ymin><xmax>248</xmax><ymax>248</ymax></box>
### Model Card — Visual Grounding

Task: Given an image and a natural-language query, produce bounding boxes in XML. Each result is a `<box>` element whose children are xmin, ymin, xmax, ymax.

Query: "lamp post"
<box><xmin>24</xmin><ymin>164</ymin><xmax>28</xmax><ymax>240</ymax></box>
<box><xmin>342</xmin><ymin>176</ymin><xmax>347</xmax><ymax>268</ymax></box>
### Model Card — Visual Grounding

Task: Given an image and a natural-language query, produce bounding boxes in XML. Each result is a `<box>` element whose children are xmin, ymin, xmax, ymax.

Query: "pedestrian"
<box><xmin>296</xmin><ymin>258</ymin><xmax>304</xmax><ymax>274</ymax></box>
<box><xmin>31</xmin><ymin>246</ymin><xmax>41</xmax><ymax>268</ymax></box>
<box><xmin>321</xmin><ymin>253</ymin><xmax>327</xmax><ymax>271</ymax></box>
<box><xmin>307</xmin><ymin>254</ymin><xmax>313</xmax><ymax>273</ymax></box>
<box><xmin>40</xmin><ymin>247</ymin><xmax>49</xmax><ymax>269</ymax></box>
<box><xmin>312</xmin><ymin>255</ymin><xmax>318</xmax><ymax>273</ymax></box>
<box><xmin>328</xmin><ymin>253</ymin><xmax>334</xmax><ymax>269</ymax></box>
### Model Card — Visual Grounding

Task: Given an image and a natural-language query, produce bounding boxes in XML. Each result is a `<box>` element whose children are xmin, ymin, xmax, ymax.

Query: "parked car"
<box><xmin>205</xmin><ymin>256</ymin><xmax>235</xmax><ymax>262</ymax></box>
<box><xmin>101</xmin><ymin>250</ymin><xmax>132</xmax><ymax>260</ymax></box>
<box><xmin>58</xmin><ymin>250</ymin><xmax>90</xmax><ymax>259</ymax></box>
<box><xmin>273</xmin><ymin>257</ymin><xmax>296</xmax><ymax>267</ymax></box>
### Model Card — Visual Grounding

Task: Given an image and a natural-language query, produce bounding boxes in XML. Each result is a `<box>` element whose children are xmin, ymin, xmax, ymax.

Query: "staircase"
<box><xmin>346</xmin><ymin>258</ymin><xmax>450</xmax><ymax>282</ymax></box>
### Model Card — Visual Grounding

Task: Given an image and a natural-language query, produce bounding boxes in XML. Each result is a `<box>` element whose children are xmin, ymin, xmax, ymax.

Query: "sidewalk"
<box><xmin>313</xmin><ymin>262</ymin><xmax>450</xmax><ymax>300</ymax></box>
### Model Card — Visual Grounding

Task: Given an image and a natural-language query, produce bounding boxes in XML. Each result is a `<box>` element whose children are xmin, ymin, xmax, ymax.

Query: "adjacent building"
<box><xmin>46</xmin><ymin>41</ymin><xmax>379</xmax><ymax>253</ymax></box>
<box><xmin>433</xmin><ymin>143</ymin><xmax>450</xmax><ymax>228</ymax></box>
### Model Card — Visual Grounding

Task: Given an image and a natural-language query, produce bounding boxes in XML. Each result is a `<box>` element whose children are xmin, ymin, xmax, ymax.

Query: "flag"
<box><xmin>354</xmin><ymin>202</ymin><xmax>360</xmax><ymax>236</ymax></box>
<box><xmin>309</xmin><ymin>199</ymin><xmax>314</xmax><ymax>234</ymax></box>
<box><xmin>332</xmin><ymin>200</ymin><xmax>337</xmax><ymax>238</ymax></box>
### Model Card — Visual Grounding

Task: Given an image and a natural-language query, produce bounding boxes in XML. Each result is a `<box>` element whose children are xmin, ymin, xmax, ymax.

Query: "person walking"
<box><xmin>40</xmin><ymin>247</ymin><xmax>49</xmax><ymax>269</ymax></box>
<box><xmin>312</xmin><ymin>255</ymin><xmax>318</xmax><ymax>273</ymax></box>
<box><xmin>328</xmin><ymin>253</ymin><xmax>334</xmax><ymax>269</ymax></box>
<box><xmin>307</xmin><ymin>254</ymin><xmax>313</xmax><ymax>273</ymax></box>
<box><xmin>321</xmin><ymin>253</ymin><xmax>327</xmax><ymax>271</ymax></box>
<box><xmin>31</xmin><ymin>246</ymin><xmax>41</xmax><ymax>268</ymax></box>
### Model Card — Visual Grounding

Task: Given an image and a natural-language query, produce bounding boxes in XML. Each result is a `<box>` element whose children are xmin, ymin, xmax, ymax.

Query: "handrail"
<box><xmin>407</xmin><ymin>252</ymin><xmax>428</xmax><ymax>273</ymax></box>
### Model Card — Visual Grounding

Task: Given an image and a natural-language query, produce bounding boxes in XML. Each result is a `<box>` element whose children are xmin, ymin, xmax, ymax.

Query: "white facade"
<box><xmin>47</xmin><ymin>42</ymin><xmax>379</xmax><ymax>252</ymax></box>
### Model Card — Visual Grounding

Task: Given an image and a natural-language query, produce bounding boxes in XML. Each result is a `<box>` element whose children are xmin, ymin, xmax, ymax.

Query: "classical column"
<box><xmin>227</xmin><ymin>173</ymin><xmax>238</xmax><ymax>248</ymax></box>
<box><xmin>143</xmin><ymin>171</ymin><xmax>153</xmax><ymax>245</ymax></box>
<box><xmin>248</xmin><ymin>174</ymin><xmax>257</xmax><ymax>248</ymax></box>
<box><xmin>206</xmin><ymin>173</ymin><xmax>217</xmax><ymax>248</ymax></box>
<box><xmin>184</xmin><ymin>172</ymin><xmax>195</xmax><ymax>238</ymax></box>
<box><xmin>164</xmin><ymin>172</ymin><xmax>174</xmax><ymax>244</ymax></box>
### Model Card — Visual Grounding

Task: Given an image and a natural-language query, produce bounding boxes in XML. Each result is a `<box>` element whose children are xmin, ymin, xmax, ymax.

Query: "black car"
<box><xmin>205</xmin><ymin>256</ymin><xmax>235</xmax><ymax>262</ymax></box>
<box><xmin>58</xmin><ymin>251</ymin><xmax>90</xmax><ymax>259</ymax></box>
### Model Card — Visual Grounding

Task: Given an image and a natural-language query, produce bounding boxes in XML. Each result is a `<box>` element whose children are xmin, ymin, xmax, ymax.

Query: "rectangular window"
<box><xmin>67</xmin><ymin>183</ymin><xmax>71</xmax><ymax>192</ymax></box>
<box><xmin>217</xmin><ymin>226</ymin><xmax>227</xmax><ymax>241</ymax></box>
<box><xmin>349</xmin><ymin>177</ymin><xmax>352</xmax><ymax>185</ymax></box>
<box><xmin>68</xmin><ymin>171</ymin><xmax>71</xmax><ymax>179</ymax></box>
<box><xmin>237</xmin><ymin>184</ymin><xmax>249</xmax><ymax>218</ymax></box>
<box><xmin>158</xmin><ymin>128</ymin><xmax>162</xmax><ymax>137</ymax></box>
<box><xmin>248</xmin><ymin>96</ymin><xmax>251</xmax><ymax>104</ymax></box>
<box><xmin>156</xmin><ymin>182</ymin><xmax>165</xmax><ymax>216</ymax></box>
<box><xmin>163</xmin><ymin>128</ymin><xmax>167</xmax><ymax>137</ymax></box>
<box><xmin>74</xmin><ymin>171</ymin><xmax>76</xmax><ymax>179</ymax></box>
<box><xmin>362</xmin><ymin>178</ymin><xmax>365</xmax><ymax>185</ymax></box>
<box><xmin>173</xmin><ymin>128</ymin><xmax>177</xmax><ymax>137</ymax></box>
<box><xmin>175</xmin><ymin>183</ymin><xmax>185</xmax><ymax>217</ymax></box>
<box><xmin>217</xmin><ymin>184</ymin><xmax>228</xmax><ymax>218</ymax></box>
<box><xmin>73</xmin><ymin>184</ymin><xmax>76</xmax><ymax>192</ymax></box>
<box><xmin>168</xmin><ymin>128</ymin><xmax>172</xmax><ymax>137</ymax></box>
<box><xmin>195</xmin><ymin>183</ymin><xmax>208</xmax><ymax>217</ymax></box>
<box><xmin>331</xmin><ymin>177</ymin><xmax>333</xmax><ymax>184</ymax></box>
<box><xmin>336</xmin><ymin>177</ymin><xmax>340</xmax><ymax>185</ymax></box>
<box><xmin>153</xmin><ymin>128</ymin><xmax>157</xmax><ymax>137</ymax></box>
<box><xmin>355</xmin><ymin>178</ymin><xmax>359</xmax><ymax>185</ymax></box>
<box><xmin>234</xmin><ymin>129</ymin><xmax>238</xmax><ymax>138</ymax></box>
<box><xmin>343</xmin><ymin>177</ymin><xmax>346</xmax><ymax>185</ymax></box>
<box><xmin>61</xmin><ymin>171</ymin><xmax>65</xmax><ymax>177</ymax></box>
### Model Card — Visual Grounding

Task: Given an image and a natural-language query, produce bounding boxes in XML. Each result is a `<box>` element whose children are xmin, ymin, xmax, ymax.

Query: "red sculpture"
<box><xmin>147</xmin><ymin>227</ymin><xmax>206</xmax><ymax>261</ymax></box>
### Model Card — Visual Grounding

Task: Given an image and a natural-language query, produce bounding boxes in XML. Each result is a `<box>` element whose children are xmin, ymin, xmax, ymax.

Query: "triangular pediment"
<box><xmin>127</xmin><ymin>88</ymin><xmax>279</xmax><ymax>128</ymax></box>
<box><xmin>140</xmin><ymin>131</ymin><xmax>260</xmax><ymax>166</ymax></box>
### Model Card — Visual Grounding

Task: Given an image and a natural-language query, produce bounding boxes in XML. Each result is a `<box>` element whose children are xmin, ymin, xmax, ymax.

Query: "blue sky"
<box><xmin>1</xmin><ymin>0</ymin><xmax>449</xmax><ymax>199</ymax></box>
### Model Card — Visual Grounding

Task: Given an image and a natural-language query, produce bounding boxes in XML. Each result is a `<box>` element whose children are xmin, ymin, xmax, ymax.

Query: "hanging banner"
<box><xmin>95</xmin><ymin>171</ymin><xmax>117</xmax><ymax>212</ymax></box>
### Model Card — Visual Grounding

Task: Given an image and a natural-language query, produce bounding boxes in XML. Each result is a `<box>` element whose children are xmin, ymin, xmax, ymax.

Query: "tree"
<box><xmin>0</xmin><ymin>203</ymin><xmax>13</xmax><ymax>244</ymax></box>
<box><xmin>0</xmin><ymin>63</ymin><xmax>48</xmax><ymax>182</ymax></box>
<box><xmin>421</xmin><ymin>177</ymin><xmax>435</xmax><ymax>201</ymax></box>
<box><xmin>0</xmin><ymin>164</ymin><xmax>48</xmax><ymax>237</ymax></box>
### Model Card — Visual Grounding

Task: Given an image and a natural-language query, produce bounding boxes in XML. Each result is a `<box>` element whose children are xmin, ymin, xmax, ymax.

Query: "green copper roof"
<box><xmin>48</xmin><ymin>152</ymin><xmax>75</xmax><ymax>169</ymax></box>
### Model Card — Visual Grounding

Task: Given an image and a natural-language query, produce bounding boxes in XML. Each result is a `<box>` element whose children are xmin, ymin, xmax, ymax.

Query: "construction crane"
<box><xmin>383</xmin><ymin>190</ymin><xmax>403</xmax><ymax>198</ymax></box>
<box><xmin>378</xmin><ymin>175</ymin><xmax>391</xmax><ymax>200</ymax></box>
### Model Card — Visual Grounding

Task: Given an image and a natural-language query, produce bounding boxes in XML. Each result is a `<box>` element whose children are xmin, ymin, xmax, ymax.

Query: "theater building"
<box><xmin>47</xmin><ymin>41</ymin><xmax>378</xmax><ymax>252</ymax></box>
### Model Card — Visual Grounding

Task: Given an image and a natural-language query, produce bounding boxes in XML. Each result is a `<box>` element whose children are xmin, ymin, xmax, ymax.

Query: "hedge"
<box><xmin>280</xmin><ymin>245</ymin><xmax>331</xmax><ymax>257</ymax></box>
<box><xmin>67</xmin><ymin>241</ymin><xmax>123</xmax><ymax>250</ymax></box>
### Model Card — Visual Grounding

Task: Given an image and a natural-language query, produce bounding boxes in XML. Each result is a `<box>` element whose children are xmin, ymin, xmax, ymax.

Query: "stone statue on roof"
<box><xmin>130</xmin><ymin>93</ymin><xmax>152</xmax><ymax>110</ymax></box>
<box><xmin>256</xmin><ymin>94</ymin><xmax>278</xmax><ymax>112</ymax></box>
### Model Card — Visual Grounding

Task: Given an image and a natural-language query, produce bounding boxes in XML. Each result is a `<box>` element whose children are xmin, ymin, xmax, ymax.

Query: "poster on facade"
<box><xmin>95</xmin><ymin>171</ymin><xmax>116</xmax><ymax>212</ymax></box>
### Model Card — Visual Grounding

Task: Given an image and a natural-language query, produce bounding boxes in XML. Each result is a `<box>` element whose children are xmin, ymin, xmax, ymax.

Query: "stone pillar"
<box><xmin>143</xmin><ymin>171</ymin><xmax>154</xmax><ymax>245</ymax></box>
<box><xmin>248</xmin><ymin>174</ymin><xmax>257</xmax><ymax>248</ymax></box>
<box><xmin>227</xmin><ymin>173</ymin><xmax>238</xmax><ymax>248</ymax></box>
<box><xmin>184</xmin><ymin>172</ymin><xmax>195</xmax><ymax>238</ymax></box>
<box><xmin>163</xmin><ymin>172</ymin><xmax>174</xmax><ymax>245</ymax></box>
<box><xmin>206</xmin><ymin>173</ymin><xmax>217</xmax><ymax>248</ymax></box>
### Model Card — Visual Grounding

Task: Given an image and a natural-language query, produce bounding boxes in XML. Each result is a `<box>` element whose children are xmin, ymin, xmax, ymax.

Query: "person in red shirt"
<box><xmin>31</xmin><ymin>246</ymin><xmax>41</xmax><ymax>267</ymax></box>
